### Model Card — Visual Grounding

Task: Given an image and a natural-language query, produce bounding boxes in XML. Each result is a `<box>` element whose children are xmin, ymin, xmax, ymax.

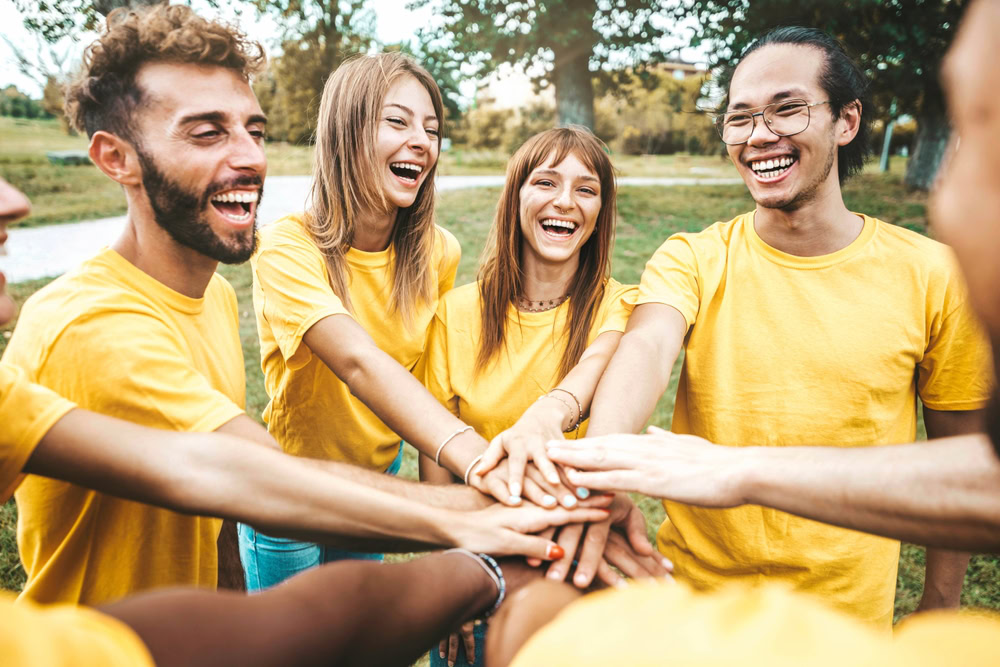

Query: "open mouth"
<box><xmin>539</xmin><ymin>218</ymin><xmax>578</xmax><ymax>238</ymax></box>
<box><xmin>210</xmin><ymin>190</ymin><xmax>258</xmax><ymax>224</ymax></box>
<box><xmin>749</xmin><ymin>155</ymin><xmax>797</xmax><ymax>180</ymax></box>
<box><xmin>389</xmin><ymin>161</ymin><xmax>424</xmax><ymax>184</ymax></box>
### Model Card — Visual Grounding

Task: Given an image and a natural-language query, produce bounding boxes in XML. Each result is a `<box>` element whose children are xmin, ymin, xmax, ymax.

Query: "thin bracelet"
<box><xmin>443</xmin><ymin>549</ymin><xmax>506</xmax><ymax>617</ymax></box>
<box><xmin>550</xmin><ymin>387</ymin><xmax>583</xmax><ymax>424</ymax></box>
<box><xmin>539</xmin><ymin>393</ymin><xmax>579</xmax><ymax>432</ymax></box>
<box><xmin>434</xmin><ymin>425</ymin><xmax>473</xmax><ymax>466</ymax></box>
<box><xmin>463</xmin><ymin>454</ymin><xmax>484</xmax><ymax>485</ymax></box>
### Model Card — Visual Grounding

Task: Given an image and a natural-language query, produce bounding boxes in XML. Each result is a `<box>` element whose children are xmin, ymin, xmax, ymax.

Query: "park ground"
<box><xmin>1</xmin><ymin>118</ymin><xmax>998</xmax><ymax>663</ymax></box>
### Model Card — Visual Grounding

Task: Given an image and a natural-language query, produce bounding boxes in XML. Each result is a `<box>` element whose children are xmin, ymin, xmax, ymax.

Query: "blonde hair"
<box><xmin>477</xmin><ymin>126</ymin><xmax>617</xmax><ymax>379</ymax></box>
<box><xmin>306</xmin><ymin>52</ymin><xmax>445</xmax><ymax>323</ymax></box>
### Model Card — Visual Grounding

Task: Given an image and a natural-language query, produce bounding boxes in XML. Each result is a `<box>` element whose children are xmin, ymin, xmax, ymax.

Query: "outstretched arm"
<box><xmin>25</xmin><ymin>409</ymin><xmax>607</xmax><ymax>560</ymax></box>
<box><xmin>102</xmin><ymin>551</ymin><xmax>537</xmax><ymax>667</ymax></box>
<box><xmin>548</xmin><ymin>428</ymin><xmax>1000</xmax><ymax>551</ymax></box>
<box><xmin>586</xmin><ymin>303</ymin><xmax>686</xmax><ymax>436</ymax></box>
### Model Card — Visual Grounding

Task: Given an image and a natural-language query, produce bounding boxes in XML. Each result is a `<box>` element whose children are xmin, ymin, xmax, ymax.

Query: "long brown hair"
<box><xmin>476</xmin><ymin>126</ymin><xmax>617</xmax><ymax>379</ymax></box>
<box><xmin>307</xmin><ymin>52</ymin><xmax>444</xmax><ymax>323</ymax></box>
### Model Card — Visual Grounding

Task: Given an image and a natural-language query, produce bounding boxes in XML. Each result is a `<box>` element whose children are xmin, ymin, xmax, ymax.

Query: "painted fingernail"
<box><xmin>661</xmin><ymin>557</ymin><xmax>674</xmax><ymax>570</ymax></box>
<box><xmin>574</xmin><ymin>573</ymin><xmax>588</xmax><ymax>586</ymax></box>
<box><xmin>508</xmin><ymin>494</ymin><xmax>522</xmax><ymax>505</ymax></box>
<box><xmin>542</xmin><ymin>494</ymin><xmax>557</xmax><ymax>507</ymax></box>
<box><xmin>547</xmin><ymin>570</ymin><xmax>563</xmax><ymax>580</ymax></box>
<box><xmin>510</xmin><ymin>483</ymin><xmax>521</xmax><ymax>498</ymax></box>
<box><xmin>547</xmin><ymin>544</ymin><xmax>565</xmax><ymax>560</ymax></box>
<box><xmin>547</xmin><ymin>473</ymin><xmax>560</xmax><ymax>484</ymax></box>
<box><xmin>576</xmin><ymin>487</ymin><xmax>590</xmax><ymax>499</ymax></box>
<box><xmin>562</xmin><ymin>494</ymin><xmax>578</xmax><ymax>507</ymax></box>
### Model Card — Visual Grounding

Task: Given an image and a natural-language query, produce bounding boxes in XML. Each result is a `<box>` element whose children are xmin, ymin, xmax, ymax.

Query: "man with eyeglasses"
<box><xmin>582</xmin><ymin>26</ymin><xmax>991</xmax><ymax>630</ymax></box>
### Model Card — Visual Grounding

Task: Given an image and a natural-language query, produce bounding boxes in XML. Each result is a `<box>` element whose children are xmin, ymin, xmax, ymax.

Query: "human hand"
<box><xmin>470</xmin><ymin>458</ymin><xmax>588</xmax><ymax>510</ymax></box>
<box><xmin>543</xmin><ymin>493</ymin><xmax>669</xmax><ymax>588</ymax></box>
<box><xmin>455</xmin><ymin>502</ymin><xmax>612</xmax><ymax>560</ymax></box>
<box><xmin>474</xmin><ymin>397</ymin><xmax>571</xmax><ymax>500</ymax></box>
<box><xmin>546</xmin><ymin>425</ymin><xmax>748</xmax><ymax>506</ymax></box>
<box><xmin>438</xmin><ymin>621</ymin><xmax>479</xmax><ymax>667</ymax></box>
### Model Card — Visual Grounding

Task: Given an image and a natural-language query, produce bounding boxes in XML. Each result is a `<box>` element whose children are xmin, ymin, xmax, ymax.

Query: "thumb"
<box><xmin>492</xmin><ymin>531</ymin><xmax>566</xmax><ymax>561</ymax></box>
<box><xmin>625</xmin><ymin>506</ymin><xmax>655</xmax><ymax>557</ymax></box>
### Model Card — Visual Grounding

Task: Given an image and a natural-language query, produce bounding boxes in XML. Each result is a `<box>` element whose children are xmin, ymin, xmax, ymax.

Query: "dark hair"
<box><xmin>65</xmin><ymin>4</ymin><xmax>265</xmax><ymax>143</ymax></box>
<box><xmin>720</xmin><ymin>26</ymin><xmax>873</xmax><ymax>183</ymax></box>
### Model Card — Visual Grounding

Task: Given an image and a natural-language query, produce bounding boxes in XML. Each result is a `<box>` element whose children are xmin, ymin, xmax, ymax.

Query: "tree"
<box><xmin>411</xmin><ymin>0</ymin><xmax>671</xmax><ymax>130</ymax></box>
<box><xmin>14</xmin><ymin>0</ymin><xmax>163</xmax><ymax>43</ymax></box>
<box><xmin>673</xmin><ymin>0</ymin><xmax>965</xmax><ymax>190</ymax></box>
<box><xmin>249</xmin><ymin>1</ymin><xmax>374</xmax><ymax>144</ymax></box>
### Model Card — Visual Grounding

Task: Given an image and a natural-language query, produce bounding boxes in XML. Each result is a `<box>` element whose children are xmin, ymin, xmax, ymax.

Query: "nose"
<box><xmin>0</xmin><ymin>177</ymin><xmax>31</xmax><ymax>225</ymax></box>
<box><xmin>553</xmin><ymin>183</ymin><xmax>575</xmax><ymax>211</ymax></box>
<box><xmin>747</xmin><ymin>112</ymin><xmax>779</xmax><ymax>148</ymax></box>
<box><xmin>229</xmin><ymin>127</ymin><xmax>267</xmax><ymax>176</ymax></box>
<box><xmin>407</xmin><ymin>125</ymin><xmax>432</xmax><ymax>153</ymax></box>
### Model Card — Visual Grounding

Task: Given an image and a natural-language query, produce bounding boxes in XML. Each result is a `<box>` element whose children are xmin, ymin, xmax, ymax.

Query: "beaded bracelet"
<box><xmin>435</xmin><ymin>425</ymin><xmax>474</xmax><ymax>466</ymax></box>
<box><xmin>444</xmin><ymin>549</ymin><xmax>507</xmax><ymax>617</ymax></box>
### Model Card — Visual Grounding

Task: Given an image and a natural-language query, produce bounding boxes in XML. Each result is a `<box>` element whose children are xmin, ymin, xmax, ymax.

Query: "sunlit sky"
<box><xmin>0</xmin><ymin>0</ymin><xmax>702</xmax><ymax>107</ymax></box>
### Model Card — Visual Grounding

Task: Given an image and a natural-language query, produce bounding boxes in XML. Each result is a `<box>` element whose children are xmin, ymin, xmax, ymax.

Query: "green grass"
<box><xmin>0</xmin><ymin>171</ymin><xmax>995</xmax><ymax>643</ymax></box>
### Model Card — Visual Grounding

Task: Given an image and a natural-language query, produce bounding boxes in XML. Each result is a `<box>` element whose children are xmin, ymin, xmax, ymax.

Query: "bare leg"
<box><xmin>485</xmin><ymin>580</ymin><xmax>582</xmax><ymax>667</ymax></box>
<box><xmin>102</xmin><ymin>552</ymin><xmax>498</xmax><ymax>667</ymax></box>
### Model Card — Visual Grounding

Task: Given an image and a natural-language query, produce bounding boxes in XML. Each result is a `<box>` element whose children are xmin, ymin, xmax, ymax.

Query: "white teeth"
<box><xmin>390</xmin><ymin>162</ymin><xmax>423</xmax><ymax>174</ymax></box>
<box><xmin>541</xmin><ymin>219</ymin><xmax>577</xmax><ymax>231</ymax></box>
<box><xmin>750</xmin><ymin>156</ymin><xmax>794</xmax><ymax>173</ymax></box>
<box><xmin>211</xmin><ymin>191</ymin><xmax>259</xmax><ymax>204</ymax></box>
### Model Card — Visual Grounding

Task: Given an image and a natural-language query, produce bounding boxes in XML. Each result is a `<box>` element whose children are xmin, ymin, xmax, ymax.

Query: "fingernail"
<box><xmin>510</xmin><ymin>484</ymin><xmax>521</xmax><ymax>498</ymax></box>
<box><xmin>449</xmin><ymin>661</ymin><xmax>454</xmax><ymax>667</ymax></box>
<box><xmin>574</xmin><ymin>573</ymin><xmax>588</xmax><ymax>586</ymax></box>
<box><xmin>542</xmin><ymin>494</ymin><xmax>557</xmax><ymax>507</ymax></box>
<box><xmin>661</xmin><ymin>557</ymin><xmax>674</xmax><ymax>570</ymax></box>
<box><xmin>508</xmin><ymin>494</ymin><xmax>522</xmax><ymax>505</ymax></box>
<box><xmin>562</xmin><ymin>494</ymin><xmax>577</xmax><ymax>508</ymax></box>
<box><xmin>547</xmin><ymin>570</ymin><xmax>563</xmax><ymax>580</ymax></box>
<box><xmin>439</xmin><ymin>650</ymin><xmax>445</xmax><ymax>658</ymax></box>
<box><xmin>576</xmin><ymin>487</ymin><xmax>590</xmax><ymax>499</ymax></box>
<box><xmin>547</xmin><ymin>473</ymin><xmax>560</xmax><ymax>484</ymax></box>
<box><xmin>547</xmin><ymin>544</ymin><xmax>565</xmax><ymax>560</ymax></box>
<box><xmin>614</xmin><ymin>579</ymin><xmax>629</xmax><ymax>589</ymax></box>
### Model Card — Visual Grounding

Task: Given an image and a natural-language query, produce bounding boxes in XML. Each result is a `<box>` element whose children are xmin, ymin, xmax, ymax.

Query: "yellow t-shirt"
<box><xmin>634</xmin><ymin>212</ymin><xmax>993</xmax><ymax>628</ymax></box>
<box><xmin>2</xmin><ymin>247</ymin><xmax>246</xmax><ymax>605</ymax></box>
<box><xmin>0</xmin><ymin>592</ymin><xmax>153</xmax><ymax>667</ymax></box>
<box><xmin>252</xmin><ymin>214</ymin><xmax>461</xmax><ymax>469</ymax></box>
<box><xmin>0</xmin><ymin>363</ymin><xmax>75</xmax><ymax>502</ymax></box>
<box><xmin>420</xmin><ymin>279</ymin><xmax>636</xmax><ymax>439</ymax></box>
<box><xmin>510</xmin><ymin>582</ymin><xmax>1000</xmax><ymax>667</ymax></box>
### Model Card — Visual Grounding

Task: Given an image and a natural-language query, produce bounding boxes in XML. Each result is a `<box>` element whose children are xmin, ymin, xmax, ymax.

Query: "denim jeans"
<box><xmin>238</xmin><ymin>444</ymin><xmax>403</xmax><ymax>592</ymax></box>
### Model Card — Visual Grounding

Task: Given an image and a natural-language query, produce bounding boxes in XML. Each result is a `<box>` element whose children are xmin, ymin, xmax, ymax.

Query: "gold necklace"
<box><xmin>517</xmin><ymin>294</ymin><xmax>570</xmax><ymax>312</ymax></box>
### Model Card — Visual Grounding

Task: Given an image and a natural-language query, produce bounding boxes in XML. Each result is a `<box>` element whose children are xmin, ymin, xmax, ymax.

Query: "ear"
<box><xmin>89</xmin><ymin>131</ymin><xmax>143</xmax><ymax>186</ymax></box>
<box><xmin>836</xmin><ymin>100</ymin><xmax>862</xmax><ymax>147</ymax></box>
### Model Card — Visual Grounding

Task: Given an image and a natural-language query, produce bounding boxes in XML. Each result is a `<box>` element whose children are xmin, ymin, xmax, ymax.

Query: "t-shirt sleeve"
<box><xmin>917</xmin><ymin>267</ymin><xmax>993</xmax><ymax>411</ymax></box>
<box><xmin>635</xmin><ymin>234</ymin><xmax>704</xmax><ymax>329</ymax></box>
<box><xmin>38</xmin><ymin>312</ymin><xmax>244</xmax><ymax>434</ymax></box>
<box><xmin>436</xmin><ymin>228</ymin><xmax>462</xmax><ymax>297</ymax></box>
<box><xmin>253</xmin><ymin>241</ymin><xmax>352</xmax><ymax>370</ymax></box>
<box><xmin>595</xmin><ymin>282</ymin><xmax>639</xmax><ymax>337</ymax></box>
<box><xmin>416</xmin><ymin>306</ymin><xmax>460</xmax><ymax>418</ymax></box>
<box><xmin>0</xmin><ymin>364</ymin><xmax>76</xmax><ymax>502</ymax></box>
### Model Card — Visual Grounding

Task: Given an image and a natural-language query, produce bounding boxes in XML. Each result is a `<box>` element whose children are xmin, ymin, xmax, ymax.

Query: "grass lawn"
<box><xmin>0</xmin><ymin>168</ymin><xmax>994</xmax><ymax>653</ymax></box>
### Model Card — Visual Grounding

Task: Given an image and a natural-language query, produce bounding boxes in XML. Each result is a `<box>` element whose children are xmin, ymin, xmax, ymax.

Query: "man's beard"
<box><xmin>757</xmin><ymin>133</ymin><xmax>837</xmax><ymax>212</ymax></box>
<box><xmin>136</xmin><ymin>147</ymin><xmax>262</xmax><ymax>265</ymax></box>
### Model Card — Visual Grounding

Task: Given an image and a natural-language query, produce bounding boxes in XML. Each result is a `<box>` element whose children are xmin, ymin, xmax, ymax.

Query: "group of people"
<box><xmin>2</xmin><ymin>1</ymin><xmax>1000</xmax><ymax>665</ymax></box>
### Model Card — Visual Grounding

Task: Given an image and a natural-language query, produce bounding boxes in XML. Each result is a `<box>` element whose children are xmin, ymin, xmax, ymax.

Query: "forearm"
<box><xmin>919</xmin><ymin>549</ymin><xmax>971</xmax><ymax>610</ymax></box>
<box><xmin>552</xmin><ymin>331</ymin><xmax>623</xmax><ymax>427</ymax></box>
<box><xmin>103</xmin><ymin>552</ymin><xmax>498</xmax><ymax>667</ymax></box>
<box><xmin>741</xmin><ymin>435</ymin><xmax>1000</xmax><ymax>550</ymax></box>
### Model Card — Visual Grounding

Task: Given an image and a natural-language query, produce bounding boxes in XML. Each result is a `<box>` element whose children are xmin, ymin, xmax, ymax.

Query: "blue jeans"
<box><xmin>238</xmin><ymin>444</ymin><xmax>403</xmax><ymax>592</ymax></box>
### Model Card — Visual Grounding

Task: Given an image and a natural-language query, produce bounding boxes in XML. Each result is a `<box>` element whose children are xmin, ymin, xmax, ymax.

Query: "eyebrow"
<box><xmin>729</xmin><ymin>89</ymin><xmax>811</xmax><ymax>111</ymax></box>
<box><xmin>383</xmin><ymin>103</ymin><xmax>438</xmax><ymax>122</ymax></box>
<box><xmin>178</xmin><ymin>111</ymin><xmax>268</xmax><ymax>126</ymax></box>
<box><xmin>534</xmin><ymin>169</ymin><xmax>600</xmax><ymax>183</ymax></box>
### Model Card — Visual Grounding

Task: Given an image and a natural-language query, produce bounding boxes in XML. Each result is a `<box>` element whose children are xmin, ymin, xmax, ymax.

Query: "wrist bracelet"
<box><xmin>463</xmin><ymin>454</ymin><xmax>484</xmax><ymax>485</ymax></box>
<box><xmin>435</xmin><ymin>425</ymin><xmax>474</xmax><ymax>466</ymax></box>
<box><xmin>550</xmin><ymin>387</ymin><xmax>584</xmax><ymax>428</ymax></box>
<box><xmin>443</xmin><ymin>549</ymin><xmax>506</xmax><ymax>617</ymax></box>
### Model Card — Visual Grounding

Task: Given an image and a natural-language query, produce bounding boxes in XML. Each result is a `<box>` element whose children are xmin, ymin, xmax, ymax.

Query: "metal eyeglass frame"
<box><xmin>714</xmin><ymin>99</ymin><xmax>830</xmax><ymax>145</ymax></box>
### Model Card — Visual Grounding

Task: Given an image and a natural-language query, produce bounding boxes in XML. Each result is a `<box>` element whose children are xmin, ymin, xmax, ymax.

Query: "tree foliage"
<box><xmin>672</xmin><ymin>0</ymin><xmax>966</xmax><ymax>189</ymax></box>
<box><xmin>411</xmin><ymin>0</ymin><xmax>671</xmax><ymax>129</ymax></box>
<box><xmin>14</xmin><ymin>0</ymin><xmax>165</xmax><ymax>43</ymax></box>
<box><xmin>0</xmin><ymin>86</ymin><xmax>50</xmax><ymax>119</ymax></box>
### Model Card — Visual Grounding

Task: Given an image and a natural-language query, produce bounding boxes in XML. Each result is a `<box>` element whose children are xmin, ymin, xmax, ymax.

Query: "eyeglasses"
<box><xmin>715</xmin><ymin>99</ymin><xmax>829</xmax><ymax>145</ymax></box>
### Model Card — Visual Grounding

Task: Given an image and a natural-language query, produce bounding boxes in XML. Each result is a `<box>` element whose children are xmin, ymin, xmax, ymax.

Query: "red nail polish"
<box><xmin>547</xmin><ymin>544</ymin><xmax>565</xmax><ymax>560</ymax></box>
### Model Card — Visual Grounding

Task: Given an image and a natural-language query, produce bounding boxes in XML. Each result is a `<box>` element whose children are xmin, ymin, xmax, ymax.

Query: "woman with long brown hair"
<box><xmin>239</xmin><ymin>53</ymin><xmax>583</xmax><ymax>590</ymax></box>
<box><xmin>420</xmin><ymin>126</ymin><xmax>670</xmax><ymax>666</ymax></box>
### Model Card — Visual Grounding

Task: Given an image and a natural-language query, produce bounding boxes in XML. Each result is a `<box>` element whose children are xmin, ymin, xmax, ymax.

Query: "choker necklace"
<box><xmin>517</xmin><ymin>294</ymin><xmax>570</xmax><ymax>313</ymax></box>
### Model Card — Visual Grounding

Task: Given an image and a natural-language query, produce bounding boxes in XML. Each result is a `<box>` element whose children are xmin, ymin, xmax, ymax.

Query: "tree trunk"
<box><xmin>552</xmin><ymin>45</ymin><xmax>595</xmax><ymax>130</ymax></box>
<box><xmin>904</xmin><ymin>108</ymin><xmax>950</xmax><ymax>191</ymax></box>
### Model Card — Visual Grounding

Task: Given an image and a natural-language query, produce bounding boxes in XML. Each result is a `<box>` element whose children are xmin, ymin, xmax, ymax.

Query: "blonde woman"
<box><xmin>240</xmin><ymin>54</ymin><xmax>582</xmax><ymax>590</ymax></box>
<box><xmin>420</xmin><ymin>127</ymin><xmax>671</xmax><ymax>667</ymax></box>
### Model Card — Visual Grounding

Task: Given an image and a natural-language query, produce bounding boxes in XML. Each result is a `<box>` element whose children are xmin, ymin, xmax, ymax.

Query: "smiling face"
<box><xmin>0</xmin><ymin>178</ymin><xmax>31</xmax><ymax>325</ymax></box>
<box><xmin>376</xmin><ymin>75</ymin><xmax>440</xmax><ymax>212</ymax></box>
<box><xmin>518</xmin><ymin>151</ymin><xmax>602</xmax><ymax>270</ymax></box>
<box><xmin>726</xmin><ymin>44</ymin><xmax>853</xmax><ymax>211</ymax></box>
<box><xmin>131</xmin><ymin>62</ymin><xmax>267</xmax><ymax>264</ymax></box>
